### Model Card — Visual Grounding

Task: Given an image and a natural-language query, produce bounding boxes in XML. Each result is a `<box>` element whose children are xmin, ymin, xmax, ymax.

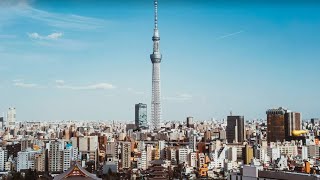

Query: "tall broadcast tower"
<box><xmin>150</xmin><ymin>0</ymin><xmax>162</xmax><ymax>130</ymax></box>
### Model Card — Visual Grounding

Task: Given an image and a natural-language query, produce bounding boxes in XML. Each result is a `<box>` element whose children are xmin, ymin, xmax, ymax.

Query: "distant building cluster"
<box><xmin>0</xmin><ymin>106</ymin><xmax>319</xmax><ymax>180</ymax></box>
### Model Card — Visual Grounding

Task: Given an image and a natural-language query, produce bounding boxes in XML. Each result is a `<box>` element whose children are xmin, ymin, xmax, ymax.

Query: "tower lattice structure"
<box><xmin>150</xmin><ymin>0</ymin><xmax>162</xmax><ymax>130</ymax></box>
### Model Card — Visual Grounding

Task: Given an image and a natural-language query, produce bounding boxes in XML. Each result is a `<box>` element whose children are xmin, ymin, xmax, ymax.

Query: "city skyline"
<box><xmin>0</xmin><ymin>0</ymin><xmax>320</xmax><ymax>121</ymax></box>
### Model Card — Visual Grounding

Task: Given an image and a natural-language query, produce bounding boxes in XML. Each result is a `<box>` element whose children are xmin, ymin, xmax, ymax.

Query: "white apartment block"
<box><xmin>178</xmin><ymin>148</ymin><xmax>189</xmax><ymax>165</ymax></box>
<box><xmin>189</xmin><ymin>152</ymin><xmax>197</xmax><ymax>168</ymax></box>
<box><xmin>141</xmin><ymin>150</ymin><xmax>147</xmax><ymax>170</ymax></box>
<box><xmin>121</xmin><ymin>142</ymin><xmax>131</xmax><ymax>169</ymax></box>
<box><xmin>17</xmin><ymin>152</ymin><xmax>29</xmax><ymax>172</ymax></box>
<box><xmin>63</xmin><ymin>148</ymin><xmax>72</xmax><ymax>171</ymax></box>
<box><xmin>48</xmin><ymin>140</ymin><xmax>63</xmax><ymax>172</ymax></box>
<box><xmin>0</xmin><ymin>148</ymin><xmax>6</xmax><ymax>171</ymax></box>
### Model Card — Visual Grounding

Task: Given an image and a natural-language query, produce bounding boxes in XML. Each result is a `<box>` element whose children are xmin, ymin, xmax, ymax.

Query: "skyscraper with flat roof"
<box><xmin>266</xmin><ymin>107</ymin><xmax>302</xmax><ymax>143</ymax></box>
<box><xmin>7</xmin><ymin>107</ymin><xmax>16</xmax><ymax>128</ymax></box>
<box><xmin>226</xmin><ymin>116</ymin><xmax>245</xmax><ymax>143</ymax></box>
<box><xmin>0</xmin><ymin>117</ymin><xmax>3</xmax><ymax>129</ymax></box>
<box><xmin>121</xmin><ymin>142</ymin><xmax>131</xmax><ymax>169</ymax></box>
<box><xmin>267</xmin><ymin>107</ymin><xmax>286</xmax><ymax>143</ymax></box>
<box><xmin>48</xmin><ymin>140</ymin><xmax>63</xmax><ymax>172</ymax></box>
<box><xmin>285</xmin><ymin>111</ymin><xmax>301</xmax><ymax>138</ymax></box>
<box><xmin>135</xmin><ymin>103</ymin><xmax>148</xmax><ymax>130</ymax></box>
<box><xmin>242</xmin><ymin>144</ymin><xmax>253</xmax><ymax>165</ymax></box>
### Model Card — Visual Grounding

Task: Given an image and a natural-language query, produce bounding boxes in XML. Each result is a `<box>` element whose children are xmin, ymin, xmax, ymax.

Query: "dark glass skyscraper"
<box><xmin>266</xmin><ymin>107</ymin><xmax>301</xmax><ymax>143</ymax></box>
<box><xmin>135</xmin><ymin>103</ymin><xmax>148</xmax><ymax>130</ymax></box>
<box><xmin>226</xmin><ymin>116</ymin><xmax>245</xmax><ymax>143</ymax></box>
<box><xmin>266</xmin><ymin>108</ymin><xmax>286</xmax><ymax>143</ymax></box>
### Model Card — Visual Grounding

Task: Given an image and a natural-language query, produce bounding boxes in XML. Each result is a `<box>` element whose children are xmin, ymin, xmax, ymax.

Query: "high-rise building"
<box><xmin>17</xmin><ymin>151</ymin><xmax>29</xmax><ymax>172</ymax></box>
<box><xmin>63</xmin><ymin>147</ymin><xmax>72</xmax><ymax>172</ymax></box>
<box><xmin>177</xmin><ymin>148</ymin><xmax>189</xmax><ymax>165</ymax></box>
<box><xmin>266</xmin><ymin>107</ymin><xmax>301</xmax><ymax>143</ymax></box>
<box><xmin>6</xmin><ymin>108</ymin><xmax>16</xmax><ymax>128</ymax></box>
<box><xmin>285</xmin><ymin>111</ymin><xmax>301</xmax><ymax>138</ymax></box>
<box><xmin>121</xmin><ymin>142</ymin><xmax>131</xmax><ymax>169</ymax></box>
<box><xmin>187</xmin><ymin>117</ymin><xmax>194</xmax><ymax>128</ymax></box>
<box><xmin>150</xmin><ymin>0</ymin><xmax>162</xmax><ymax>130</ymax></box>
<box><xmin>48</xmin><ymin>140</ymin><xmax>63</xmax><ymax>172</ymax></box>
<box><xmin>21</xmin><ymin>139</ymin><xmax>32</xmax><ymax>152</ymax></box>
<box><xmin>135</xmin><ymin>103</ymin><xmax>148</xmax><ymax>130</ymax></box>
<box><xmin>166</xmin><ymin>147</ymin><xmax>177</xmax><ymax>165</ymax></box>
<box><xmin>0</xmin><ymin>148</ymin><xmax>6</xmax><ymax>171</ymax></box>
<box><xmin>0</xmin><ymin>117</ymin><xmax>3</xmax><ymax>129</ymax></box>
<box><xmin>242</xmin><ymin>145</ymin><xmax>253</xmax><ymax>165</ymax></box>
<box><xmin>71</xmin><ymin>136</ymin><xmax>98</xmax><ymax>167</ymax></box>
<box><xmin>267</xmin><ymin>108</ymin><xmax>286</xmax><ymax>143</ymax></box>
<box><xmin>189</xmin><ymin>152</ymin><xmax>197</xmax><ymax>168</ymax></box>
<box><xmin>17</xmin><ymin>150</ymin><xmax>37</xmax><ymax>172</ymax></box>
<box><xmin>34</xmin><ymin>151</ymin><xmax>46</xmax><ymax>172</ymax></box>
<box><xmin>140</xmin><ymin>150</ymin><xmax>147</xmax><ymax>170</ymax></box>
<box><xmin>158</xmin><ymin>140</ymin><xmax>166</xmax><ymax>159</ymax></box>
<box><xmin>146</xmin><ymin>144</ymin><xmax>153</xmax><ymax>167</ymax></box>
<box><xmin>226</xmin><ymin>116</ymin><xmax>245</xmax><ymax>143</ymax></box>
<box><xmin>189</xmin><ymin>134</ymin><xmax>197</xmax><ymax>152</ymax></box>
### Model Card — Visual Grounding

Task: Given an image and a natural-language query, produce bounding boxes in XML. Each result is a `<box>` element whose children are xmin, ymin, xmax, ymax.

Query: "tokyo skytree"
<box><xmin>150</xmin><ymin>0</ymin><xmax>162</xmax><ymax>130</ymax></box>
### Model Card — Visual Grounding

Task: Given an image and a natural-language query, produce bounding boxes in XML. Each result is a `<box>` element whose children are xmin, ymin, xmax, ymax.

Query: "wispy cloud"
<box><xmin>163</xmin><ymin>93</ymin><xmax>193</xmax><ymax>101</ymax></box>
<box><xmin>28</xmin><ymin>32</ymin><xmax>63</xmax><ymax>40</ymax></box>
<box><xmin>13</xmin><ymin>79</ymin><xmax>40</xmax><ymax>88</ymax></box>
<box><xmin>13</xmin><ymin>79</ymin><xmax>23</xmax><ymax>82</ymax></box>
<box><xmin>217</xmin><ymin>30</ymin><xmax>244</xmax><ymax>40</ymax></box>
<box><xmin>57</xmin><ymin>82</ymin><xmax>116</xmax><ymax>90</ymax></box>
<box><xmin>0</xmin><ymin>2</ymin><xmax>107</xmax><ymax>30</ymax></box>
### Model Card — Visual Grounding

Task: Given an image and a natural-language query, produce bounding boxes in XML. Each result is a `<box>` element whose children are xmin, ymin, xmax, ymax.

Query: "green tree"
<box><xmin>25</xmin><ymin>169</ymin><xmax>38</xmax><ymax>180</ymax></box>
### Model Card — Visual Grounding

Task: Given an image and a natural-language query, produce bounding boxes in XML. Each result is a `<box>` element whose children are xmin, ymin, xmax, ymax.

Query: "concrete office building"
<box><xmin>267</xmin><ymin>107</ymin><xmax>301</xmax><ymax>142</ymax></box>
<box><xmin>242</xmin><ymin>145</ymin><xmax>254</xmax><ymax>165</ymax></box>
<box><xmin>135</xmin><ymin>103</ymin><xmax>148</xmax><ymax>130</ymax></box>
<box><xmin>226</xmin><ymin>116</ymin><xmax>245</xmax><ymax>143</ymax></box>
<box><xmin>48</xmin><ymin>140</ymin><xmax>63</xmax><ymax>172</ymax></box>
<box><xmin>0</xmin><ymin>148</ymin><xmax>6</xmax><ymax>171</ymax></box>
<box><xmin>6</xmin><ymin>108</ymin><xmax>16</xmax><ymax>128</ymax></box>
<box><xmin>121</xmin><ymin>142</ymin><xmax>131</xmax><ymax>169</ymax></box>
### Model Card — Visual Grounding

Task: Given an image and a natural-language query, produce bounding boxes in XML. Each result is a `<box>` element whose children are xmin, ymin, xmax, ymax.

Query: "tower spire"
<box><xmin>154</xmin><ymin>0</ymin><xmax>158</xmax><ymax>29</ymax></box>
<box><xmin>150</xmin><ymin>0</ymin><xmax>162</xmax><ymax>130</ymax></box>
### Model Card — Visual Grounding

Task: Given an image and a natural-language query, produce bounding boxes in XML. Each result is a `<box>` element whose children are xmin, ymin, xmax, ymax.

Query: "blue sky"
<box><xmin>0</xmin><ymin>0</ymin><xmax>319</xmax><ymax>122</ymax></box>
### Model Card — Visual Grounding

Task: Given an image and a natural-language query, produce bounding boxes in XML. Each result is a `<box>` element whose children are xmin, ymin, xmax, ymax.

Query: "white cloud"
<box><xmin>28</xmin><ymin>32</ymin><xmax>63</xmax><ymax>40</ymax></box>
<box><xmin>57</xmin><ymin>83</ymin><xmax>116</xmax><ymax>90</ymax></box>
<box><xmin>12</xmin><ymin>79</ymin><xmax>115</xmax><ymax>90</ymax></box>
<box><xmin>14</xmin><ymin>82</ymin><xmax>38</xmax><ymax>88</ymax></box>
<box><xmin>0</xmin><ymin>3</ymin><xmax>107</xmax><ymax>30</ymax></box>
